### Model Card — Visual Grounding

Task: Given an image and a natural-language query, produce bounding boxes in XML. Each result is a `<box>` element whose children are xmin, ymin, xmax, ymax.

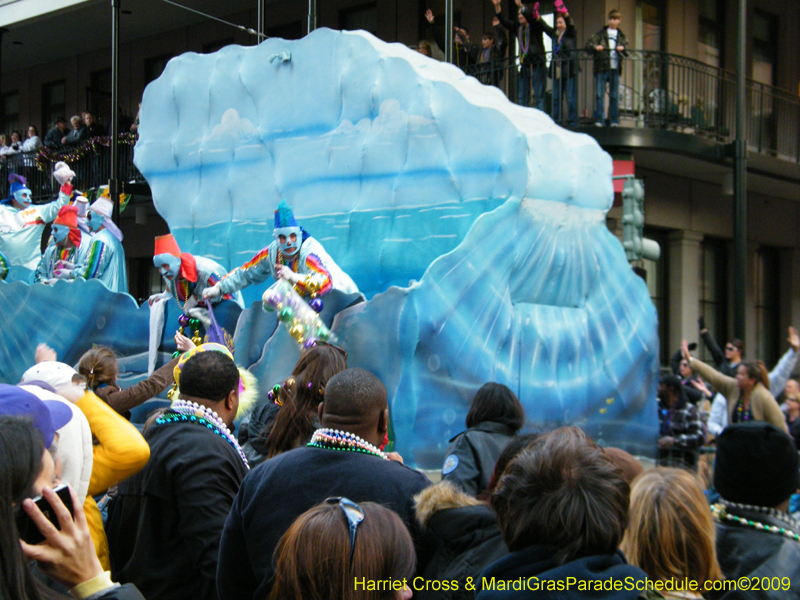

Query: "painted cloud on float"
<box><xmin>134</xmin><ymin>28</ymin><xmax>659</xmax><ymax>466</ymax></box>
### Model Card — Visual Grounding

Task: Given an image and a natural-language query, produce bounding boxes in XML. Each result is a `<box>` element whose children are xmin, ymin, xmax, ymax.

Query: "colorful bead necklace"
<box><xmin>275</xmin><ymin>250</ymin><xmax>299</xmax><ymax>272</ymax></box>
<box><xmin>711</xmin><ymin>502</ymin><xmax>800</xmax><ymax>543</ymax></box>
<box><xmin>519</xmin><ymin>24</ymin><xmax>530</xmax><ymax>55</ymax></box>
<box><xmin>308</xmin><ymin>428</ymin><xmax>387</xmax><ymax>460</ymax></box>
<box><xmin>172</xmin><ymin>278</ymin><xmax>193</xmax><ymax>310</ymax></box>
<box><xmin>156</xmin><ymin>400</ymin><xmax>249</xmax><ymax>469</ymax></box>
<box><xmin>734</xmin><ymin>398</ymin><xmax>752</xmax><ymax>423</ymax></box>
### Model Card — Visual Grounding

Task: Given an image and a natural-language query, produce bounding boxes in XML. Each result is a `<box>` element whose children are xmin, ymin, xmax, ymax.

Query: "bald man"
<box><xmin>216</xmin><ymin>368</ymin><xmax>432</xmax><ymax>600</ymax></box>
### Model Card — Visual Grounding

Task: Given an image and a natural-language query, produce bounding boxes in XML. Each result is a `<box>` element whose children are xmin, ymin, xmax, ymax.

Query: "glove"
<box><xmin>53</xmin><ymin>260</ymin><xmax>75</xmax><ymax>280</ymax></box>
<box><xmin>60</xmin><ymin>182</ymin><xmax>73</xmax><ymax>196</ymax></box>
<box><xmin>532</xmin><ymin>1</ymin><xmax>540</xmax><ymax>20</ymax></box>
<box><xmin>202</xmin><ymin>284</ymin><xmax>222</xmax><ymax>300</ymax></box>
<box><xmin>53</xmin><ymin>161</ymin><xmax>76</xmax><ymax>185</ymax></box>
<box><xmin>554</xmin><ymin>0</ymin><xmax>568</xmax><ymax>14</ymax></box>
<box><xmin>278</xmin><ymin>265</ymin><xmax>302</xmax><ymax>284</ymax></box>
<box><xmin>148</xmin><ymin>291</ymin><xmax>171</xmax><ymax>306</ymax></box>
<box><xmin>183</xmin><ymin>295</ymin><xmax>198</xmax><ymax>312</ymax></box>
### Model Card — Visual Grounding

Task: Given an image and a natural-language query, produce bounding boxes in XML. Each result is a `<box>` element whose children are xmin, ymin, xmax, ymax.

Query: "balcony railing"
<box><xmin>464</xmin><ymin>50</ymin><xmax>800</xmax><ymax>162</ymax></box>
<box><xmin>0</xmin><ymin>134</ymin><xmax>144</xmax><ymax>204</ymax></box>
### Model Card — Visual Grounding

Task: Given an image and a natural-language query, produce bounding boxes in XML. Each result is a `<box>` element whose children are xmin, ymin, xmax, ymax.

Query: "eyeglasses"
<box><xmin>725</xmin><ymin>345</ymin><xmax>736</xmax><ymax>351</ymax></box>
<box><xmin>325</xmin><ymin>497</ymin><xmax>364</xmax><ymax>566</ymax></box>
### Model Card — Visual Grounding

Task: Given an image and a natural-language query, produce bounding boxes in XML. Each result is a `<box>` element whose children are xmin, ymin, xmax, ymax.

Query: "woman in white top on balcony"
<box><xmin>21</xmin><ymin>126</ymin><xmax>42</xmax><ymax>152</ymax></box>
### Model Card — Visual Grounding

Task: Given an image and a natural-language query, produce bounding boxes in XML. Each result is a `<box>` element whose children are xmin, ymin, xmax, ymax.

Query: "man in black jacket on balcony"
<box><xmin>586</xmin><ymin>9</ymin><xmax>629</xmax><ymax>127</ymax></box>
<box><xmin>44</xmin><ymin>117</ymin><xmax>69</xmax><ymax>148</ymax></box>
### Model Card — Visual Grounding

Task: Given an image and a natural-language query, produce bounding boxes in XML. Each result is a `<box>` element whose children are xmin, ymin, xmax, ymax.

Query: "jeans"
<box><xmin>594</xmin><ymin>69</ymin><xmax>620</xmax><ymax>125</ymax></box>
<box><xmin>518</xmin><ymin>63</ymin><xmax>547</xmax><ymax>110</ymax></box>
<box><xmin>552</xmin><ymin>76</ymin><xmax>577</xmax><ymax>126</ymax></box>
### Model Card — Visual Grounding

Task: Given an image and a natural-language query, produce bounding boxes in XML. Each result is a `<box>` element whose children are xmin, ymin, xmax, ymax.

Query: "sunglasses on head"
<box><xmin>325</xmin><ymin>497</ymin><xmax>364</xmax><ymax>566</ymax></box>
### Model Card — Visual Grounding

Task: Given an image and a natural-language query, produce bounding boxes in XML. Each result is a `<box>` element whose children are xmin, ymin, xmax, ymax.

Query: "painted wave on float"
<box><xmin>0</xmin><ymin>28</ymin><xmax>659</xmax><ymax>467</ymax></box>
<box><xmin>134</xmin><ymin>28</ymin><xmax>659</xmax><ymax>464</ymax></box>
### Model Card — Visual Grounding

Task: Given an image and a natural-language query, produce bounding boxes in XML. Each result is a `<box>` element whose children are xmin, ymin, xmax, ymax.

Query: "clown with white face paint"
<box><xmin>149</xmin><ymin>233</ymin><xmax>244</xmax><ymax>313</ymax></box>
<box><xmin>34</xmin><ymin>205</ymin><xmax>90</xmax><ymax>284</ymax></box>
<box><xmin>0</xmin><ymin>165</ymin><xmax>74</xmax><ymax>277</ymax></box>
<box><xmin>203</xmin><ymin>200</ymin><xmax>358</xmax><ymax>304</ymax></box>
<box><xmin>67</xmin><ymin>196</ymin><xmax>128</xmax><ymax>294</ymax></box>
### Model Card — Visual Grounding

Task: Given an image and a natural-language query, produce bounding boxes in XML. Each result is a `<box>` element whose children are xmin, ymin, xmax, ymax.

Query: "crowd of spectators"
<box><xmin>413</xmin><ymin>1</ymin><xmax>634</xmax><ymax>127</ymax></box>
<box><xmin>2</xmin><ymin>305</ymin><xmax>799</xmax><ymax>600</ymax></box>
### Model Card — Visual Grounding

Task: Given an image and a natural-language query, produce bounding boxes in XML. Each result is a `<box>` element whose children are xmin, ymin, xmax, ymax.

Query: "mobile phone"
<box><xmin>15</xmin><ymin>483</ymin><xmax>74</xmax><ymax>545</ymax></box>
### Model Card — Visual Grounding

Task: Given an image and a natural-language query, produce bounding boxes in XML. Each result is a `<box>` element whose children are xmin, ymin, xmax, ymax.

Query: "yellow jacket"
<box><xmin>75</xmin><ymin>390</ymin><xmax>151</xmax><ymax>569</ymax></box>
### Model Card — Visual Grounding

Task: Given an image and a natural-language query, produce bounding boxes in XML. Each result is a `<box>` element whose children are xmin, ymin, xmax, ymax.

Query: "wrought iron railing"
<box><xmin>0</xmin><ymin>134</ymin><xmax>144</xmax><ymax>204</ymax></box>
<box><xmin>463</xmin><ymin>50</ymin><xmax>800</xmax><ymax>162</ymax></box>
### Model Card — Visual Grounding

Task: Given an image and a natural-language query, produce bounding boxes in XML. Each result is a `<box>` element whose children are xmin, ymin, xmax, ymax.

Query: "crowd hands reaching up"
<box><xmin>3</xmin><ymin>309</ymin><xmax>800</xmax><ymax>600</ymax></box>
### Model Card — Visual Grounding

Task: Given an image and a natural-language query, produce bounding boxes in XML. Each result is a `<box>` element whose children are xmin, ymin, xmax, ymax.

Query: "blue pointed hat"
<box><xmin>274</xmin><ymin>200</ymin><xmax>298</xmax><ymax>229</ymax></box>
<box><xmin>3</xmin><ymin>173</ymin><xmax>29</xmax><ymax>205</ymax></box>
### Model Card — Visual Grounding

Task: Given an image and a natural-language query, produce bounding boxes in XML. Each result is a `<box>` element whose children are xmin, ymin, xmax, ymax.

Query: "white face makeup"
<box><xmin>274</xmin><ymin>226</ymin><xmax>301</xmax><ymax>256</ymax></box>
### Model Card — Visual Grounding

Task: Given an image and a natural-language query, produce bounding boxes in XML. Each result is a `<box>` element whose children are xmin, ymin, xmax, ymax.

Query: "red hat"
<box><xmin>154</xmin><ymin>233</ymin><xmax>181</xmax><ymax>257</ymax></box>
<box><xmin>54</xmin><ymin>205</ymin><xmax>78</xmax><ymax>229</ymax></box>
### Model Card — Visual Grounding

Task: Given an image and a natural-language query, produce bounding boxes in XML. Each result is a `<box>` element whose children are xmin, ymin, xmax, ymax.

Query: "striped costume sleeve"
<box><xmin>295</xmin><ymin>253</ymin><xmax>332</xmax><ymax>296</ymax></box>
<box><xmin>205</xmin><ymin>270</ymin><xmax>234</xmax><ymax>302</ymax></box>
<box><xmin>76</xmin><ymin>239</ymin><xmax>110</xmax><ymax>281</ymax></box>
<box><xmin>218</xmin><ymin>246</ymin><xmax>272</xmax><ymax>295</ymax></box>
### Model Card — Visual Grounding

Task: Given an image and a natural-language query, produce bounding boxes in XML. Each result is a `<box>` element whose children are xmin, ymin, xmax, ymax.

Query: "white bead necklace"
<box><xmin>308</xmin><ymin>428</ymin><xmax>387</xmax><ymax>460</ymax></box>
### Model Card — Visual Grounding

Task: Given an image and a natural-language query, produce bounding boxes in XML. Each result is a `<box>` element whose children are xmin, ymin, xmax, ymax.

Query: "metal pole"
<box><xmin>308</xmin><ymin>0</ymin><xmax>316</xmax><ymax>34</ymax></box>
<box><xmin>444</xmin><ymin>0</ymin><xmax>453</xmax><ymax>64</ymax></box>
<box><xmin>733</xmin><ymin>0</ymin><xmax>747</xmax><ymax>341</ymax></box>
<box><xmin>257</xmin><ymin>0</ymin><xmax>262</xmax><ymax>40</ymax></box>
<box><xmin>110</xmin><ymin>0</ymin><xmax>121</xmax><ymax>224</ymax></box>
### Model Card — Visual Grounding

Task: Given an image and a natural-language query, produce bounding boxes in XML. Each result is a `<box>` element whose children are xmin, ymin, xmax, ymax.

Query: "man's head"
<box><xmin>86</xmin><ymin>197</ymin><xmax>113</xmax><ymax>232</ymax></box>
<box><xmin>491</xmin><ymin>427</ymin><xmax>629</xmax><ymax>564</ymax></box>
<box><xmin>481</xmin><ymin>32</ymin><xmax>495</xmax><ymax>49</ymax></box>
<box><xmin>82</xmin><ymin>112</ymin><xmax>95</xmax><ymax>126</ymax></box>
<box><xmin>273</xmin><ymin>200</ymin><xmax>302</xmax><ymax>258</ymax></box>
<box><xmin>417</xmin><ymin>40</ymin><xmax>432</xmax><ymax>56</ymax></box>
<box><xmin>177</xmin><ymin>345</ymin><xmax>240</xmax><ymax>428</ymax></box>
<box><xmin>55</xmin><ymin>117</ymin><xmax>69</xmax><ymax>133</ymax></box>
<box><xmin>319</xmin><ymin>368</ymin><xmax>388</xmax><ymax>448</ymax></box>
<box><xmin>658</xmin><ymin>374</ymin><xmax>684</xmax><ymax>408</ymax></box>
<box><xmin>517</xmin><ymin>8</ymin><xmax>528</xmax><ymax>24</ymax></box>
<box><xmin>714</xmin><ymin>422</ymin><xmax>799</xmax><ymax>510</ymax></box>
<box><xmin>725</xmin><ymin>338</ymin><xmax>744</xmax><ymax>364</ymax></box>
<box><xmin>678</xmin><ymin>358</ymin><xmax>693</xmax><ymax>379</ymax></box>
<box><xmin>0</xmin><ymin>384</ymin><xmax>72</xmax><ymax>450</ymax></box>
<box><xmin>9</xmin><ymin>178</ymin><xmax>32</xmax><ymax>209</ymax></box>
<box><xmin>608</xmin><ymin>9</ymin><xmax>621</xmax><ymax>28</ymax></box>
<box><xmin>785</xmin><ymin>378</ymin><xmax>799</xmax><ymax>399</ymax></box>
<box><xmin>153</xmin><ymin>233</ymin><xmax>182</xmax><ymax>281</ymax></box>
<box><xmin>52</xmin><ymin>206</ymin><xmax>80</xmax><ymax>249</ymax></box>
<box><xmin>70</xmin><ymin>115</ymin><xmax>82</xmax><ymax>130</ymax></box>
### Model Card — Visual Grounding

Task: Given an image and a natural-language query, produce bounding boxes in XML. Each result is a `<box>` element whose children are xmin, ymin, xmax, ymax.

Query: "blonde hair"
<box><xmin>621</xmin><ymin>468</ymin><xmax>723</xmax><ymax>587</ymax></box>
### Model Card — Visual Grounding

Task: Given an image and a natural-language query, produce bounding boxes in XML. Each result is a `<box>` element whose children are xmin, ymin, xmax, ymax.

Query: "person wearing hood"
<box><xmin>66</xmin><ymin>196</ymin><xmax>127</xmax><ymax>293</ymax></box>
<box><xmin>0</xmin><ymin>163</ymin><xmax>74</xmax><ymax>275</ymax></box>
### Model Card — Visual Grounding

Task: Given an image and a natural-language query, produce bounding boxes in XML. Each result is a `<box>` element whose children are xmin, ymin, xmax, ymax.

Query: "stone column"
<box><xmin>667</xmin><ymin>230</ymin><xmax>704</xmax><ymax>355</ymax></box>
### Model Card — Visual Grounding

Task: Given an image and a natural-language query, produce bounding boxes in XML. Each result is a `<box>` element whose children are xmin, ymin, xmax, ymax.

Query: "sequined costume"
<box><xmin>34</xmin><ymin>231</ymin><xmax>92</xmax><ymax>283</ymax></box>
<box><xmin>75</xmin><ymin>228</ymin><xmax>128</xmax><ymax>294</ymax></box>
<box><xmin>0</xmin><ymin>188</ymin><xmax>70</xmax><ymax>273</ymax></box>
<box><xmin>167</xmin><ymin>254</ymin><xmax>244</xmax><ymax>311</ymax></box>
<box><xmin>217</xmin><ymin>235</ymin><xmax>358</xmax><ymax>297</ymax></box>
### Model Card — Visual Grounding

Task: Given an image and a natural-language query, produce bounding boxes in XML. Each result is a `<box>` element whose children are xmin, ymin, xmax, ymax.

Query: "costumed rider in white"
<box><xmin>34</xmin><ymin>205</ymin><xmax>91</xmax><ymax>285</ymax></box>
<box><xmin>0</xmin><ymin>163</ymin><xmax>75</xmax><ymax>277</ymax></box>
<box><xmin>60</xmin><ymin>197</ymin><xmax>128</xmax><ymax>294</ymax></box>
<box><xmin>203</xmin><ymin>200</ymin><xmax>358</xmax><ymax>309</ymax></box>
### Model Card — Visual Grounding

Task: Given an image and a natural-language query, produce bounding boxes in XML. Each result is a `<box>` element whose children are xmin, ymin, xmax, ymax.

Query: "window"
<box><xmin>752</xmin><ymin>9</ymin><xmax>776</xmax><ymax>87</ymax></box>
<box><xmin>339</xmin><ymin>3</ymin><xmax>378</xmax><ymax>34</ymax></box>
<box><xmin>88</xmin><ymin>68</ymin><xmax>112</xmax><ymax>127</ymax></box>
<box><xmin>698</xmin><ymin>0</ymin><xmax>722</xmax><ymax>67</ymax></box>
<box><xmin>755</xmin><ymin>247</ymin><xmax>779</xmax><ymax>367</ymax></box>
<box><xmin>145</xmin><ymin>54</ymin><xmax>173</xmax><ymax>86</ymax></box>
<box><xmin>42</xmin><ymin>80</ymin><xmax>66</xmax><ymax>135</ymax></box>
<box><xmin>640</xmin><ymin>0</ymin><xmax>665</xmax><ymax>52</ymax></box>
<box><xmin>700</xmin><ymin>238</ymin><xmax>728</xmax><ymax>363</ymax></box>
<box><xmin>1</xmin><ymin>91</ymin><xmax>19</xmax><ymax>136</ymax></box>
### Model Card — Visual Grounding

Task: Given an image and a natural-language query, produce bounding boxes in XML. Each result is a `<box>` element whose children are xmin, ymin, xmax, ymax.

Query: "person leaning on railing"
<box><xmin>541</xmin><ymin>0</ymin><xmax>579</xmax><ymax>126</ymax></box>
